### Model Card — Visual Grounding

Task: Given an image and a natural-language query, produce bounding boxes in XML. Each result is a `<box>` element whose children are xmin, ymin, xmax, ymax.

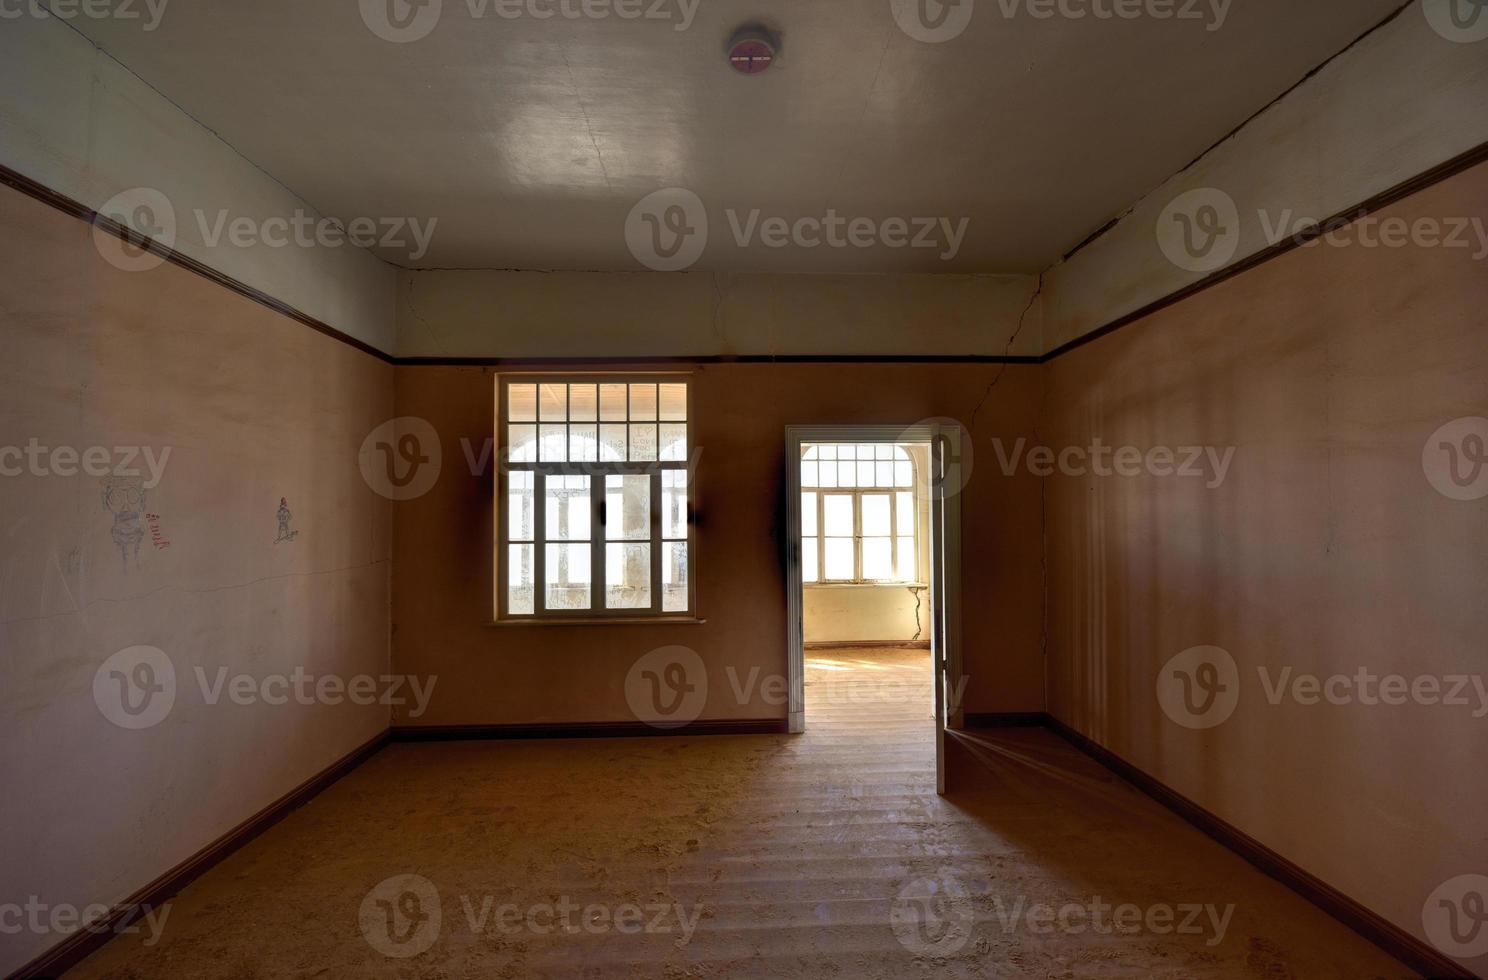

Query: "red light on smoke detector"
<box><xmin>727</xmin><ymin>27</ymin><xmax>778</xmax><ymax>75</ymax></box>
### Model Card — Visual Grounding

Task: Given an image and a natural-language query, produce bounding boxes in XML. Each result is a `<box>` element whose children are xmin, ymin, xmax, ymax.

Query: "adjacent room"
<box><xmin>2</xmin><ymin>1</ymin><xmax>1484</xmax><ymax>977</ymax></box>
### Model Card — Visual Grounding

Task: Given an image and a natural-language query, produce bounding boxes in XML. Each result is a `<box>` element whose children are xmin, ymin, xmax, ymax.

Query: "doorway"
<box><xmin>784</xmin><ymin>424</ymin><xmax>963</xmax><ymax>794</ymax></box>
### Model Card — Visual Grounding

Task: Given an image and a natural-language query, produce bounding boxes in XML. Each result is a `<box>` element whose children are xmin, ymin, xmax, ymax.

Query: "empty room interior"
<box><xmin>1</xmin><ymin>1</ymin><xmax>1485</xmax><ymax>977</ymax></box>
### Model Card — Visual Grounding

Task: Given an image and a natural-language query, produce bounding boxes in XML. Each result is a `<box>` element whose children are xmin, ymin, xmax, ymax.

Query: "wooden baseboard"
<box><xmin>961</xmin><ymin>711</ymin><xmax>1050</xmax><ymax>728</ymax></box>
<box><xmin>805</xmin><ymin>640</ymin><xmax>931</xmax><ymax>650</ymax></box>
<box><xmin>1041</xmin><ymin>718</ymin><xmax>1473</xmax><ymax>980</ymax></box>
<box><xmin>7</xmin><ymin>730</ymin><xmax>388</xmax><ymax>980</ymax></box>
<box><xmin>390</xmin><ymin>718</ymin><xmax>789</xmax><ymax>742</ymax></box>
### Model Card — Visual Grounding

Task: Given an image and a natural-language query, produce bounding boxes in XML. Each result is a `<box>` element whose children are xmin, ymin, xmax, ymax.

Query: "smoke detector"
<box><xmin>727</xmin><ymin>25</ymin><xmax>779</xmax><ymax>75</ymax></box>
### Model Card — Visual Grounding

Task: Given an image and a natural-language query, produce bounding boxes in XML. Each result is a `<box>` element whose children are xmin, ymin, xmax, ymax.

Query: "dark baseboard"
<box><xmin>1041</xmin><ymin>718</ymin><xmax>1472</xmax><ymax>980</ymax></box>
<box><xmin>7</xmin><ymin>730</ymin><xmax>389</xmax><ymax>980</ymax></box>
<box><xmin>390</xmin><ymin>718</ymin><xmax>789</xmax><ymax>742</ymax></box>
<box><xmin>805</xmin><ymin>640</ymin><xmax>932</xmax><ymax>650</ymax></box>
<box><xmin>960</xmin><ymin>711</ymin><xmax>1050</xmax><ymax>728</ymax></box>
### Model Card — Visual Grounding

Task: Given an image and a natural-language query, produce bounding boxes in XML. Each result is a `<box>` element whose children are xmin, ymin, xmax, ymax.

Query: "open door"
<box><xmin>785</xmin><ymin>424</ymin><xmax>963</xmax><ymax>795</ymax></box>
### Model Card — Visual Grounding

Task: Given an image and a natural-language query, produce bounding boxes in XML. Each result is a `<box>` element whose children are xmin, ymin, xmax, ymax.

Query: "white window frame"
<box><xmin>800</xmin><ymin>444</ymin><xmax>921</xmax><ymax>585</ymax></box>
<box><xmin>496</xmin><ymin>374</ymin><xmax>696</xmax><ymax>622</ymax></box>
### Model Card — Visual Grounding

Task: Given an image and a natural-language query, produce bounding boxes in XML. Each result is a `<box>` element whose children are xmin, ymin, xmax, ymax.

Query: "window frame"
<box><xmin>800</xmin><ymin>445</ymin><xmax>921</xmax><ymax>586</ymax></box>
<box><xmin>496</xmin><ymin>373</ymin><xmax>696</xmax><ymax>623</ymax></box>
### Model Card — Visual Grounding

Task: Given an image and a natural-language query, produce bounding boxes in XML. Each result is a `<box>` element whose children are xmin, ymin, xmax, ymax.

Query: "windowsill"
<box><xmin>805</xmin><ymin>582</ymin><xmax>929</xmax><ymax>589</ymax></box>
<box><xmin>488</xmin><ymin>616</ymin><xmax>708</xmax><ymax>627</ymax></box>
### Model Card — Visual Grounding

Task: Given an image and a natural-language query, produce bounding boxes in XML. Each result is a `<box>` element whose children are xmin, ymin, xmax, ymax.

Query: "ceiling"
<box><xmin>67</xmin><ymin>0</ymin><xmax>1402</xmax><ymax>274</ymax></box>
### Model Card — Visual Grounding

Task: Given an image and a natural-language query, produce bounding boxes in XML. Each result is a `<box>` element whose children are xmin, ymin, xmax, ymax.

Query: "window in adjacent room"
<box><xmin>799</xmin><ymin>444</ymin><xmax>918</xmax><ymax>584</ymax></box>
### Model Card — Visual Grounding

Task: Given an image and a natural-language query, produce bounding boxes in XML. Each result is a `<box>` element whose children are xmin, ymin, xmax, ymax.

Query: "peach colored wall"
<box><xmin>1043</xmin><ymin>161</ymin><xmax>1488</xmax><ymax>973</ymax></box>
<box><xmin>0</xmin><ymin>186</ymin><xmax>393</xmax><ymax>975</ymax></box>
<box><xmin>390</xmin><ymin>361</ymin><xmax>1044</xmax><ymax>727</ymax></box>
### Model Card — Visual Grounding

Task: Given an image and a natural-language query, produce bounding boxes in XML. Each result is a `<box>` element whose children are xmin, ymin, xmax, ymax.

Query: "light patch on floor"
<box><xmin>69</xmin><ymin>647</ymin><xmax>1408</xmax><ymax>978</ymax></box>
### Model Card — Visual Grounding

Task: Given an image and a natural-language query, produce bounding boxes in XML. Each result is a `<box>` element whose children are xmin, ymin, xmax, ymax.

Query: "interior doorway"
<box><xmin>785</xmin><ymin>424</ymin><xmax>963</xmax><ymax>794</ymax></box>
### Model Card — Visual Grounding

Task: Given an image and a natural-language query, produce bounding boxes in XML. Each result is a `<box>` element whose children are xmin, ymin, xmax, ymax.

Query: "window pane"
<box><xmin>544</xmin><ymin>543</ymin><xmax>590</xmax><ymax>610</ymax></box>
<box><xmin>802</xmin><ymin>537</ymin><xmax>819</xmax><ymax>583</ymax></box>
<box><xmin>545</xmin><ymin>475</ymin><xmax>590</xmax><ymax>540</ymax></box>
<box><xmin>896</xmin><ymin>537</ymin><xmax>916</xmax><ymax>581</ymax></box>
<box><xmin>508</xmin><ymin>384</ymin><xmax>537</xmax><ymax>422</ymax></box>
<box><xmin>801</xmin><ymin>461</ymin><xmax>819</xmax><ymax>487</ymax></box>
<box><xmin>801</xmin><ymin>492</ymin><xmax>817</xmax><ymax>536</ymax></box>
<box><xmin>818</xmin><ymin>460</ymin><xmax>838</xmax><ymax>488</ymax></box>
<box><xmin>895</xmin><ymin>459</ymin><xmax>914</xmax><ymax>487</ymax></box>
<box><xmin>509</xmin><ymin>471</ymin><xmax>534</xmax><ymax>541</ymax></box>
<box><xmin>606</xmin><ymin>475</ymin><xmax>650</xmax><ymax>541</ymax></box>
<box><xmin>876</xmin><ymin>445</ymin><xmax>894</xmax><ymax>460</ymax></box>
<box><xmin>629</xmin><ymin>424</ymin><xmax>658</xmax><ymax>461</ymax></box>
<box><xmin>662</xmin><ymin>541</ymin><xmax>688</xmax><ymax>612</ymax></box>
<box><xmin>600</xmin><ymin>383</ymin><xmax>628</xmax><ymax>421</ymax></box>
<box><xmin>630</xmin><ymin>384</ymin><xmax>658</xmax><ymax>421</ymax></box>
<box><xmin>539</xmin><ymin>383</ymin><xmax>567</xmax><ymax>421</ymax></box>
<box><xmin>857</xmin><ymin>460</ymin><xmax>875</xmax><ymax>487</ymax></box>
<box><xmin>508</xmin><ymin>544</ymin><xmax>534</xmax><ymax>614</ymax></box>
<box><xmin>862</xmin><ymin>538</ymin><xmax>893</xmax><ymax>580</ymax></box>
<box><xmin>662</xmin><ymin>471</ymin><xmax>688</xmax><ymax>539</ymax></box>
<box><xmin>876</xmin><ymin>461</ymin><xmax>894</xmax><ymax>487</ymax></box>
<box><xmin>539</xmin><ymin>424</ymin><xmax>567</xmax><ymax>462</ymax></box>
<box><xmin>569</xmin><ymin>384</ymin><xmax>597</xmax><ymax>422</ymax></box>
<box><xmin>659</xmin><ymin>383</ymin><xmax>687</xmax><ymax>421</ymax></box>
<box><xmin>819</xmin><ymin>445</ymin><xmax>837</xmax><ymax>460</ymax></box>
<box><xmin>659</xmin><ymin>423</ymin><xmax>687</xmax><ymax>462</ymax></box>
<box><xmin>823</xmin><ymin>495</ymin><xmax>854</xmax><ymax>536</ymax></box>
<box><xmin>837</xmin><ymin>461</ymin><xmax>855</xmax><ymax>487</ymax></box>
<box><xmin>897</xmin><ymin>492</ymin><xmax>915</xmax><ymax>534</ymax></box>
<box><xmin>857</xmin><ymin>445</ymin><xmax>876</xmax><ymax>461</ymax></box>
<box><xmin>569</xmin><ymin>424</ymin><xmax>598</xmax><ymax>463</ymax></box>
<box><xmin>508</xmin><ymin>424</ymin><xmax>536</xmax><ymax>463</ymax></box>
<box><xmin>824</xmin><ymin>538</ymin><xmax>854</xmax><ymax>580</ymax></box>
<box><xmin>606</xmin><ymin>543</ymin><xmax>651</xmax><ymax>609</ymax></box>
<box><xmin>600</xmin><ymin>424</ymin><xmax>627</xmax><ymax>461</ymax></box>
<box><xmin>862</xmin><ymin>494</ymin><xmax>891</xmax><ymax>536</ymax></box>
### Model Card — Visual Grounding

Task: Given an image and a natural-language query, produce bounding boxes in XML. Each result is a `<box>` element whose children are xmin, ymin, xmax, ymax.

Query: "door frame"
<box><xmin>784</xmin><ymin>424</ymin><xmax>964</xmax><ymax>791</ymax></box>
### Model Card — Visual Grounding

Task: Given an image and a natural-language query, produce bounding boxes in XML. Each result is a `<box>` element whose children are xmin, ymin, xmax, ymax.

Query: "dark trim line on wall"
<box><xmin>959</xmin><ymin>714</ymin><xmax>1473</xmax><ymax>980</ymax></box>
<box><xmin>1042</xmin><ymin>138</ymin><xmax>1488</xmax><ymax>364</ymax></box>
<box><xmin>390</xmin><ymin>718</ymin><xmax>788</xmax><ymax>741</ymax></box>
<box><xmin>10</xmin><ymin>140</ymin><xmax>1487</xmax><ymax>374</ymax></box>
<box><xmin>0</xmin><ymin>164</ymin><xmax>395</xmax><ymax>367</ymax></box>
<box><xmin>6</xmin><ymin>731</ymin><xmax>388</xmax><ymax>980</ymax></box>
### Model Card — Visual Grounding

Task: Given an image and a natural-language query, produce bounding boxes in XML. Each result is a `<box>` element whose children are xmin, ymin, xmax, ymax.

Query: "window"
<box><xmin>800</xmin><ymin>444</ymin><xmax>919</xmax><ymax>584</ymax></box>
<box><xmin>500</xmin><ymin>378</ymin><xmax>693</xmax><ymax>619</ymax></box>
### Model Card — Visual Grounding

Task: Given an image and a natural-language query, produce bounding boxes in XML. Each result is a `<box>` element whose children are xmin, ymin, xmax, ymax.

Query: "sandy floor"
<box><xmin>68</xmin><ymin>647</ymin><xmax>1411</xmax><ymax>978</ymax></box>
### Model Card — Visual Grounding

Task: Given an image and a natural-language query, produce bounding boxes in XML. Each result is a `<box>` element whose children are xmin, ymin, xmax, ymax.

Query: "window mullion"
<box><xmin>535</xmin><ymin>470</ymin><xmax>548</xmax><ymax>614</ymax></box>
<box><xmin>592</xmin><ymin>471</ymin><xmax>604</xmax><ymax>616</ymax></box>
<box><xmin>650</xmin><ymin>467</ymin><xmax>663</xmax><ymax>613</ymax></box>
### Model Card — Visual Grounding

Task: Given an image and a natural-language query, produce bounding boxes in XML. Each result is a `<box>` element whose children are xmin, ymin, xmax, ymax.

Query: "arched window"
<box><xmin>800</xmin><ymin>444</ymin><xmax>918</xmax><ymax>584</ymax></box>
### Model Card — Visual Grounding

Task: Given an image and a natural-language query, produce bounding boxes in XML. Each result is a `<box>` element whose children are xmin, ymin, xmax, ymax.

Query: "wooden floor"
<box><xmin>70</xmin><ymin>647</ymin><xmax>1410</xmax><ymax>978</ymax></box>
